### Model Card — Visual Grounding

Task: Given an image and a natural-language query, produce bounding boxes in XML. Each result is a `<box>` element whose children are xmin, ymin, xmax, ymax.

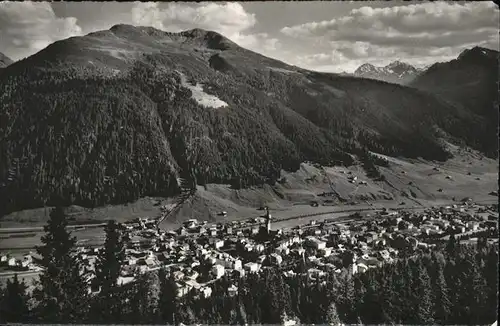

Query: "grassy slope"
<box><xmin>1</xmin><ymin>144</ymin><xmax>496</xmax><ymax>231</ymax></box>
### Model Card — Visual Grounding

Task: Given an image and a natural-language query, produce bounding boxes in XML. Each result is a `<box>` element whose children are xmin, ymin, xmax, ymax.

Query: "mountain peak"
<box><xmin>0</xmin><ymin>52</ymin><xmax>13</xmax><ymax>68</ymax></box>
<box><xmin>179</xmin><ymin>28</ymin><xmax>236</xmax><ymax>50</ymax></box>
<box><xmin>354</xmin><ymin>61</ymin><xmax>420</xmax><ymax>84</ymax></box>
<box><xmin>356</xmin><ymin>63</ymin><xmax>377</xmax><ymax>73</ymax></box>
<box><xmin>109</xmin><ymin>23</ymin><xmax>135</xmax><ymax>31</ymax></box>
<box><xmin>180</xmin><ymin>27</ymin><xmax>212</xmax><ymax>36</ymax></box>
<box><xmin>386</xmin><ymin>60</ymin><xmax>413</xmax><ymax>69</ymax></box>
<box><xmin>458</xmin><ymin>46</ymin><xmax>498</xmax><ymax>61</ymax></box>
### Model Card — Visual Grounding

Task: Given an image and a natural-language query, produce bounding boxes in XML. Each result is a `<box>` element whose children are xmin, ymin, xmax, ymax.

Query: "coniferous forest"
<box><xmin>0</xmin><ymin>207</ymin><xmax>497</xmax><ymax>325</ymax></box>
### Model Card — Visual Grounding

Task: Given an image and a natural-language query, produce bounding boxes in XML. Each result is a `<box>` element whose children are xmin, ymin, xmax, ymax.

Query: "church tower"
<box><xmin>265</xmin><ymin>207</ymin><xmax>272</xmax><ymax>233</ymax></box>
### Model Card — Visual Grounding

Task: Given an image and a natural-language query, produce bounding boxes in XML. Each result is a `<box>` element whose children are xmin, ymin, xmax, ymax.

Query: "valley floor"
<box><xmin>0</xmin><ymin>144</ymin><xmax>497</xmax><ymax>257</ymax></box>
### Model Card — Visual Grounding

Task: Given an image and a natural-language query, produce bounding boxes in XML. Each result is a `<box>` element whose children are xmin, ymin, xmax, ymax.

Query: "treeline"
<box><xmin>1</xmin><ymin>207</ymin><xmax>497</xmax><ymax>324</ymax></box>
<box><xmin>355</xmin><ymin>148</ymin><xmax>389</xmax><ymax>181</ymax></box>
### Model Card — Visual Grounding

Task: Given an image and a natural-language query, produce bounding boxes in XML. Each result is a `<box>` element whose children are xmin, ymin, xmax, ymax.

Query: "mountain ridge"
<box><xmin>353</xmin><ymin>60</ymin><xmax>423</xmax><ymax>85</ymax></box>
<box><xmin>410</xmin><ymin>46</ymin><xmax>498</xmax><ymax>157</ymax></box>
<box><xmin>0</xmin><ymin>25</ymin><xmax>494</xmax><ymax>216</ymax></box>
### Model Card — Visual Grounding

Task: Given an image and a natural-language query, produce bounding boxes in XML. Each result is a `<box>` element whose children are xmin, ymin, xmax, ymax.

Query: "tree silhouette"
<box><xmin>0</xmin><ymin>274</ymin><xmax>30</xmax><ymax>323</ymax></box>
<box><xmin>33</xmin><ymin>206</ymin><xmax>90</xmax><ymax>322</ymax></box>
<box><xmin>93</xmin><ymin>220</ymin><xmax>126</xmax><ymax>322</ymax></box>
<box><xmin>157</xmin><ymin>268</ymin><xmax>178</xmax><ymax>324</ymax></box>
<box><xmin>326</xmin><ymin>301</ymin><xmax>342</xmax><ymax>325</ymax></box>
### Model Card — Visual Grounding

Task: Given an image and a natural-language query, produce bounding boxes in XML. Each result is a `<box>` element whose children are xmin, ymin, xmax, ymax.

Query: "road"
<box><xmin>0</xmin><ymin>223</ymin><xmax>107</xmax><ymax>234</ymax></box>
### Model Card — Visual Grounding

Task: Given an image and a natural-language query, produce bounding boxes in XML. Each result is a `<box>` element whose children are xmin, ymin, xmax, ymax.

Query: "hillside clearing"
<box><xmin>176</xmin><ymin>70</ymin><xmax>228</xmax><ymax>109</ymax></box>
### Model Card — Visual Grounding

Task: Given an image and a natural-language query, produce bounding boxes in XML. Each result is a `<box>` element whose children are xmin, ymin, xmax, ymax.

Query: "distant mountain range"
<box><xmin>353</xmin><ymin>61</ymin><xmax>424</xmax><ymax>84</ymax></box>
<box><xmin>0</xmin><ymin>52</ymin><xmax>13</xmax><ymax>68</ymax></box>
<box><xmin>0</xmin><ymin>24</ymin><xmax>496</xmax><ymax>215</ymax></box>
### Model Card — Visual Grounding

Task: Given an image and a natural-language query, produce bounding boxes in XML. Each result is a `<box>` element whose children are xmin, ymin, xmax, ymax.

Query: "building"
<box><xmin>200</xmin><ymin>286</ymin><xmax>212</xmax><ymax>298</ymax></box>
<box><xmin>269</xmin><ymin>253</ymin><xmax>283</xmax><ymax>265</ymax></box>
<box><xmin>265</xmin><ymin>207</ymin><xmax>272</xmax><ymax>233</ymax></box>
<box><xmin>244</xmin><ymin>262</ymin><xmax>260</xmax><ymax>273</ymax></box>
<box><xmin>228</xmin><ymin>284</ymin><xmax>239</xmax><ymax>297</ymax></box>
<box><xmin>233</xmin><ymin>259</ymin><xmax>242</xmax><ymax>270</ymax></box>
<box><xmin>318</xmin><ymin>247</ymin><xmax>332</xmax><ymax>257</ymax></box>
<box><xmin>305</xmin><ymin>237</ymin><xmax>327</xmax><ymax>250</ymax></box>
<box><xmin>212</xmin><ymin>264</ymin><xmax>225</xmax><ymax>279</ymax></box>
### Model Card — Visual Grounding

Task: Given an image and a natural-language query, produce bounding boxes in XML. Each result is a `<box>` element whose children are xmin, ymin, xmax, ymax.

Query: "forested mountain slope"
<box><xmin>410</xmin><ymin>46</ymin><xmax>499</xmax><ymax>157</ymax></box>
<box><xmin>0</xmin><ymin>25</ymin><xmax>493</xmax><ymax>215</ymax></box>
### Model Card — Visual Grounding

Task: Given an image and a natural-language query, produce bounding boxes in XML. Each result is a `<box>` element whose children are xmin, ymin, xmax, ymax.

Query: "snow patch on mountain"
<box><xmin>176</xmin><ymin>71</ymin><xmax>228</xmax><ymax>109</ymax></box>
<box><xmin>353</xmin><ymin>61</ymin><xmax>423</xmax><ymax>85</ymax></box>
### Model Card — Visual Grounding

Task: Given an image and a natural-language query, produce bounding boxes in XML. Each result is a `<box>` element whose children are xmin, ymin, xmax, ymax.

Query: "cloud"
<box><xmin>280</xmin><ymin>1</ymin><xmax>499</xmax><ymax>72</ymax></box>
<box><xmin>132</xmin><ymin>2</ymin><xmax>256</xmax><ymax>35</ymax></box>
<box><xmin>281</xmin><ymin>2</ymin><xmax>498</xmax><ymax>46</ymax></box>
<box><xmin>0</xmin><ymin>1</ymin><xmax>83</xmax><ymax>60</ymax></box>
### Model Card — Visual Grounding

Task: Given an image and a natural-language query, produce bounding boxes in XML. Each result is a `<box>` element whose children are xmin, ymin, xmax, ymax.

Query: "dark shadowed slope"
<box><xmin>410</xmin><ymin>46</ymin><xmax>499</xmax><ymax>157</ymax></box>
<box><xmin>0</xmin><ymin>52</ymin><xmax>13</xmax><ymax>68</ymax></box>
<box><xmin>0</xmin><ymin>25</ymin><xmax>493</xmax><ymax>216</ymax></box>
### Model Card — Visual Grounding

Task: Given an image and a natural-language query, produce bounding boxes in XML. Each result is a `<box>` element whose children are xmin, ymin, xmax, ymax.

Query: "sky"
<box><xmin>0</xmin><ymin>1</ymin><xmax>498</xmax><ymax>73</ymax></box>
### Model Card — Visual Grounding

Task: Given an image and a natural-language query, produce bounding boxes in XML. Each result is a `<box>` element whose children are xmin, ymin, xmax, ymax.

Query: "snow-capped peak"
<box><xmin>354</xmin><ymin>60</ymin><xmax>422</xmax><ymax>85</ymax></box>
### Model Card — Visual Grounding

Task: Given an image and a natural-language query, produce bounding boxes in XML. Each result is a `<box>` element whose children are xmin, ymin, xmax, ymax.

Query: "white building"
<box><xmin>305</xmin><ymin>237</ymin><xmax>326</xmax><ymax>250</ymax></box>
<box><xmin>269</xmin><ymin>253</ymin><xmax>283</xmax><ymax>265</ymax></box>
<box><xmin>211</xmin><ymin>264</ymin><xmax>225</xmax><ymax>279</ymax></box>
<box><xmin>254</xmin><ymin>244</ymin><xmax>265</xmax><ymax>252</ymax></box>
<box><xmin>200</xmin><ymin>286</ymin><xmax>212</xmax><ymax>298</ymax></box>
<box><xmin>228</xmin><ymin>284</ymin><xmax>238</xmax><ymax>297</ymax></box>
<box><xmin>7</xmin><ymin>257</ymin><xmax>16</xmax><ymax>267</ymax></box>
<box><xmin>244</xmin><ymin>262</ymin><xmax>260</xmax><ymax>273</ymax></box>
<box><xmin>466</xmin><ymin>222</ymin><xmax>479</xmax><ymax>231</ymax></box>
<box><xmin>233</xmin><ymin>259</ymin><xmax>242</xmax><ymax>270</ymax></box>
<box><xmin>357</xmin><ymin>263</ymin><xmax>369</xmax><ymax>274</ymax></box>
<box><xmin>214</xmin><ymin>240</ymin><xmax>225</xmax><ymax>249</ymax></box>
<box><xmin>173</xmin><ymin>271</ymin><xmax>185</xmax><ymax>281</ymax></box>
<box><xmin>318</xmin><ymin>247</ymin><xmax>332</xmax><ymax>257</ymax></box>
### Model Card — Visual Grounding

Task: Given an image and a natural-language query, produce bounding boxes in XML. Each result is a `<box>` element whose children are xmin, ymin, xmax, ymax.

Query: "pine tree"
<box><xmin>446</xmin><ymin>234</ymin><xmax>457</xmax><ymax>257</ymax></box>
<box><xmin>0</xmin><ymin>274</ymin><xmax>30</xmax><ymax>323</ymax></box>
<box><xmin>33</xmin><ymin>206</ymin><xmax>90</xmax><ymax>323</ymax></box>
<box><xmin>93</xmin><ymin>220</ymin><xmax>126</xmax><ymax>322</ymax></box>
<box><xmin>158</xmin><ymin>268</ymin><xmax>178</xmax><ymax>324</ymax></box>
<box><xmin>337</xmin><ymin>270</ymin><xmax>355</xmax><ymax>323</ymax></box>
<box><xmin>362</xmin><ymin>272</ymin><xmax>382</xmax><ymax>324</ymax></box>
<box><xmin>326</xmin><ymin>301</ymin><xmax>342</xmax><ymax>325</ymax></box>
<box><xmin>378</xmin><ymin>268</ymin><xmax>395</xmax><ymax>324</ymax></box>
<box><xmin>128</xmin><ymin>273</ymin><xmax>154</xmax><ymax>323</ymax></box>
<box><xmin>274</xmin><ymin>269</ymin><xmax>292</xmax><ymax>318</ymax></box>
<box><xmin>461</xmin><ymin>251</ymin><xmax>489</xmax><ymax>324</ymax></box>
<box><xmin>484</xmin><ymin>246</ymin><xmax>498</xmax><ymax>323</ymax></box>
<box><xmin>96</xmin><ymin>220</ymin><xmax>125</xmax><ymax>291</ymax></box>
<box><xmin>432</xmin><ymin>263</ymin><xmax>451</xmax><ymax>324</ymax></box>
<box><xmin>415</xmin><ymin>262</ymin><xmax>435</xmax><ymax>324</ymax></box>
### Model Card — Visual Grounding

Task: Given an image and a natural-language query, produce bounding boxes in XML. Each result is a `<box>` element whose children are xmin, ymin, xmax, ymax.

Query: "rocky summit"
<box><xmin>353</xmin><ymin>61</ymin><xmax>423</xmax><ymax>85</ymax></box>
<box><xmin>0</xmin><ymin>52</ymin><xmax>13</xmax><ymax>68</ymax></box>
